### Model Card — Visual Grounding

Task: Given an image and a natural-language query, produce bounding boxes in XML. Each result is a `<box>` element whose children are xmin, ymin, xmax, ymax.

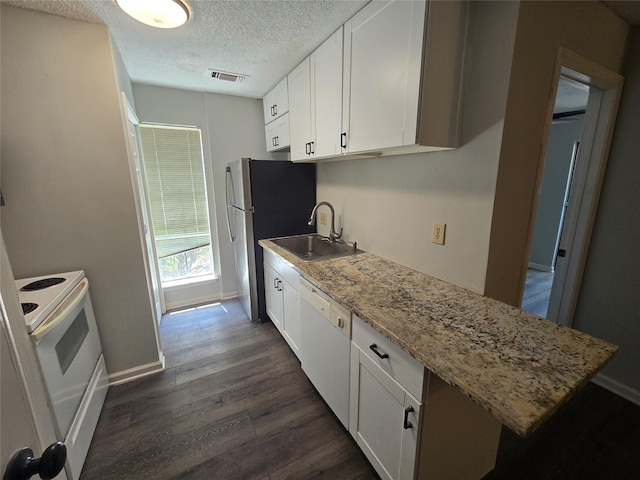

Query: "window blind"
<box><xmin>139</xmin><ymin>125</ymin><xmax>210</xmax><ymax>259</ymax></box>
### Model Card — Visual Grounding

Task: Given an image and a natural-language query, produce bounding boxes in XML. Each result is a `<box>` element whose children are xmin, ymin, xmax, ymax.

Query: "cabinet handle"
<box><xmin>273</xmin><ymin>104</ymin><xmax>277</xmax><ymax>116</ymax></box>
<box><xmin>309</xmin><ymin>141</ymin><xmax>314</xmax><ymax>154</ymax></box>
<box><xmin>275</xmin><ymin>136</ymin><xmax>279</xmax><ymax>147</ymax></box>
<box><xmin>277</xmin><ymin>280</ymin><xmax>282</xmax><ymax>292</ymax></box>
<box><xmin>337</xmin><ymin>317</ymin><xmax>344</xmax><ymax>328</ymax></box>
<box><xmin>305</xmin><ymin>142</ymin><xmax>311</xmax><ymax>155</ymax></box>
<box><xmin>273</xmin><ymin>277</ymin><xmax>279</xmax><ymax>289</ymax></box>
<box><xmin>341</xmin><ymin>132</ymin><xmax>347</xmax><ymax>149</ymax></box>
<box><xmin>369</xmin><ymin>343</ymin><xmax>389</xmax><ymax>359</ymax></box>
<box><xmin>403</xmin><ymin>406</ymin><xmax>414</xmax><ymax>429</ymax></box>
<box><xmin>270</xmin><ymin>105</ymin><xmax>274</xmax><ymax>116</ymax></box>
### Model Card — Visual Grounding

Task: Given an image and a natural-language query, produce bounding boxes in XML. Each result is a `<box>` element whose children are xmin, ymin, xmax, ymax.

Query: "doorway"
<box><xmin>521</xmin><ymin>49</ymin><xmax>624</xmax><ymax>327</ymax></box>
<box><xmin>522</xmin><ymin>77</ymin><xmax>587</xmax><ymax>317</ymax></box>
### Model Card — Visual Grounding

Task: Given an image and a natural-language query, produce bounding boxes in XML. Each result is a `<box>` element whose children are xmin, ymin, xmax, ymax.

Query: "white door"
<box><xmin>1</xmin><ymin>319</ymin><xmax>41</xmax><ymax>478</ymax></box>
<box><xmin>1</xmin><ymin>238</ymin><xmax>69</xmax><ymax>480</ymax></box>
<box><xmin>122</xmin><ymin>94</ymin><xmax>164</xmax><ymax>322</ymax></box>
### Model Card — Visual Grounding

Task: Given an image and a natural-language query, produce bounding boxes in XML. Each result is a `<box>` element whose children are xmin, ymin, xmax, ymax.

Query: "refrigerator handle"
<box><xmin>225</xmin><ymin>167</ymin><xmax>236</xmax><ymax>242</ymax></box>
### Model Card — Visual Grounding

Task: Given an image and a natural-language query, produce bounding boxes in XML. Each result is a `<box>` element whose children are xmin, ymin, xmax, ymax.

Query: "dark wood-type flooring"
<box><xmin>81</xmin><ymin>299</ymin><xmax>640</xmax><ymax>480</ymax></box>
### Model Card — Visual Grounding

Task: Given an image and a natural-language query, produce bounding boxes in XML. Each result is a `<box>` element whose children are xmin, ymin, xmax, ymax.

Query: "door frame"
<box><xmin>527</xmin><ymin>48</ymin><xmax>623</xmax><ymax>327</ymax></box>
<box><xmin>121</xmin><ymin>93</ymin><xmax>165</xmax><ymax>322</ymax></box>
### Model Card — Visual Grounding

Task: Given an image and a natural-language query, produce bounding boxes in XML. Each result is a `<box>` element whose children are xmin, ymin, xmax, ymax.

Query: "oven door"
<box><xmin>31</xmin><ymin>277</ymin><xmax>102</xmax><ymax>437</ymax></box>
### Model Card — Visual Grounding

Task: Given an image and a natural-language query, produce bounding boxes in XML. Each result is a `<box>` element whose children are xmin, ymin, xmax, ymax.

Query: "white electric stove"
<box><xmin>15</xmin><ymin>270</ymin><xmax>85</xmax><ymax>332</ymax></box>
<box><xmin>14</xmin><ymin>269</ymin><xmax>107</xmax><ymax>480</ymax></box>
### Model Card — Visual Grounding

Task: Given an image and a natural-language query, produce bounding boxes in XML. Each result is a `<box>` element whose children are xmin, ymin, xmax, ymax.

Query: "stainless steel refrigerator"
<box><xmin>225</xmin><ymin>158</ymin><xmax>316</xmax><ymax>322</ymax></box>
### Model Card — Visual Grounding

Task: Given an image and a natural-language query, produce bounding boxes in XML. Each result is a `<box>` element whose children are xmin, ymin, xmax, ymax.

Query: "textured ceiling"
<box><xmin>3</xmin><ymin>1</ymin><xmax>638</xmax><ymax>100</ymax></box>
<box><xmin>603</xmin><ymin>0</ymin><xmax>640</xmax><ymax>25</ymax></box>
<box><xmin>1</xmin><ymin>0</ymin><xmax>368</xmax><ymax>98</ymax></box>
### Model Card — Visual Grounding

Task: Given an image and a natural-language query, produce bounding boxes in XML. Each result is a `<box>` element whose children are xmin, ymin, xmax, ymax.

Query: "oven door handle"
<box><xmin>32</xmin><ymin>278</ymin><xmax>89</xmax><ymax>344</ymax></box>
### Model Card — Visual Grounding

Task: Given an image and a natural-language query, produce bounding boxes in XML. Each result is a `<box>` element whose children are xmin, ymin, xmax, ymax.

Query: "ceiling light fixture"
<box><xmin>115</xmin><ymin>0</ymin><xmax>190</xmax><ymax>29</ymax></box>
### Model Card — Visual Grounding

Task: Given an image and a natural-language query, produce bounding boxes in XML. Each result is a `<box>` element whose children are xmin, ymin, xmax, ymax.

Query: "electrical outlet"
<box><xmin>432</xmin><ymin>223</ymin><xmax>446</xmax><ymax>245</ymax></box>
<box><xmin>319</xmin><ymin>212</ymin><xmax>328</xmax><ymax>226</ymax></box>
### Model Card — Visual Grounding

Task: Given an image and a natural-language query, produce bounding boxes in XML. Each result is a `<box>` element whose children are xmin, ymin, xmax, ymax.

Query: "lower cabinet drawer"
<box><xmin>352</xmin><ymin>314</ymin><xmax>425</xmax><ymax>401</ymax></box>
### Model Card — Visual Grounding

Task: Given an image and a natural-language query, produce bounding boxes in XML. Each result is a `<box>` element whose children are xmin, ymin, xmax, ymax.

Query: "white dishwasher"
<box><xmin>299</xmin><ymin>277</ymin><xmax>351</xmax><ymax>429</ymax></box>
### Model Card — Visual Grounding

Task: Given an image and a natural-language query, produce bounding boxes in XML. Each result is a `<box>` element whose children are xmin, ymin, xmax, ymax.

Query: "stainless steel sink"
<box><xmin>271</xmin><ymin>234</ymin><xmax>358</xmax><ymax>261</ymax></box>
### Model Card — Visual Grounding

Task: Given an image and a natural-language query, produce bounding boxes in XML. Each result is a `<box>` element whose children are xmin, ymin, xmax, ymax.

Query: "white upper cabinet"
<box><xmin>265</xmin><ymin>113</ymin><xmax>290</xmax><ymax>152</ymax></box>
<box><xmin>342</xmin><ymin>0</ymin><xmax>467</xmax><ymax>156</ymax></box>
<box><xmin>288</xmin><ymin>57</ymin><xmax>313</xmax><ymax>160</ymax></box>
<box><xmin>312</xmin><ymin>27</ymin><xmax>344</xmax><ymax>158</ymax></box>
<box><xmin>342</xmin><ymin>0</ymin><xmax>425</xmax><ymax>153</ymax></box>
<box><xmin>262</xmin><ymin>77</ymin><xmax>289</xmax><ymax>124</ymax></box>
<box><xmin>267</xmin><ymin>0</ymin><xmax>468</xmax><ymax>161</ymax></box>
<box><xmin>263</xmin><ymin>77</ymin><xmax>290</xmax><ymax>152</ymax></box>
<box><xmin>289</xmin><ymin>28</ymin><xmax>344</xmax><ymax>162</ymax></box>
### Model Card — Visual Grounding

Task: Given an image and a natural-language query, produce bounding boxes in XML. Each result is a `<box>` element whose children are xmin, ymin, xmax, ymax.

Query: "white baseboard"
<box><xmin>165</xmin><ymin>293</ymin><xmax>220</xmax><ymax>311</ymax></box>
<box><xmin>222</xmin><ymin>290</ymin><xmax>238</xmax><ymax>300</ymax></box>
<box><xmin>592</xmin><ymin>373</ymin><xmax>640</xmax><ymax>406</ymax></box>
<box><xmin>108</xmin><ymin>355</ymin><xmax>166</xmax><ymax>386</ymax></box>
<box><xmin>528</xmin><ymin>262</ymin><xmax>554</xmax><ymax>273</ymax></box>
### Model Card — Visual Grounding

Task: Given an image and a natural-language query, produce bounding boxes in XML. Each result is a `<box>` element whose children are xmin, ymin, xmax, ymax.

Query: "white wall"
<box><xmin>529</xmin><ymin>115</ymin><xmax>585</xmax><ymax>270</ymax></box>
<box><xmin>0</xmin><ymin>6</ymin><xmax>161</xmax><ymax>376</ymax></box>
<box><xmin>132</xmin><ymin>84</ymin><xmax>280</xmax><ymax>303</ymax></box>
<box><xmin>317</xmin><ymin>2</ymin><xmax>519</xmax><ymax>293</ymax></box>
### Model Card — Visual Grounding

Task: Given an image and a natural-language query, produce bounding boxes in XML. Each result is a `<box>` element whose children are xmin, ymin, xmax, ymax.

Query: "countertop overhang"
<box><xmin>259</xmin><ymin>239</ymin><xmax>618</xmax><ymax>437</ymax></box>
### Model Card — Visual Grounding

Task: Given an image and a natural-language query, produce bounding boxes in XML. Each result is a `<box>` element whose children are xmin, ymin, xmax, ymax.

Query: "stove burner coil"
<box><xmin>20</xmin><ymin>277</ymin><xmax>66</xmax><ymax>291</ymax></box>
<box><xmin>21</xmin><ymin>302</ymin><xmax>39</xmax><ymax>315</ymax></box>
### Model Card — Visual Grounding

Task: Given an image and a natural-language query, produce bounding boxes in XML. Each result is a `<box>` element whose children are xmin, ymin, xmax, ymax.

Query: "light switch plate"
<box><xmin>432</xmin><ymin>223</ymin><xmax>446</xmax><ymax>245</ymax></box>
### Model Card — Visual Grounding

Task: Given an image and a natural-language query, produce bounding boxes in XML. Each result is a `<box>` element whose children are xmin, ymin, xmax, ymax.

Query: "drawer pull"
<box><xmin>403</xmin><ymin>406</ymin><xmax>414</xmax><ymax>429</ymax></box>
<box><xmin>369</xmin><ymin>343</ymin><xmax>389</xmax><ymax>359</ymax></box>
<box><xmin>337</xmin><ymin>316</ymin><xmax>344</xmax><ymax>328</ymax></box>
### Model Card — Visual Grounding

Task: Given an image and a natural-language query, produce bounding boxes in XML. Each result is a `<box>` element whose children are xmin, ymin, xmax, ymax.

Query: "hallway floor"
<box><xmin>521</xmin><ymin>268</ymin><xmax>554</xmax><ymax>317</ymax></box>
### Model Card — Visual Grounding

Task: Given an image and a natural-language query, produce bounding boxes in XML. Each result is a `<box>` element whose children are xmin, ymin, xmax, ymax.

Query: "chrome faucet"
<box><xmin>308</xmin><ymin>201</ymin><xmax>343</xmax><ymax>242</ymax></box>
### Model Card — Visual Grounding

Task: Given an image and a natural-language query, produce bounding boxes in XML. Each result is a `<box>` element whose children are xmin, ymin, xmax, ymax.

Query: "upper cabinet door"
<box><xmin>263</xmin><ymin>77</ymin><xmax>289</xmax><ymax>124</ymax></box>
<box><xmin>343</xmin><ymin>0</ymin><xmax>426</xmax><ymax>154</ymax></box>
<box><xmin>288</xmin><ymin>58</ymin><xmax>313</xmax><ymax>161</ymax></box>
<box><xmin>312</xmin><ymin>27</ymin><xmax>343</xmax><ymax>158</ymax></box>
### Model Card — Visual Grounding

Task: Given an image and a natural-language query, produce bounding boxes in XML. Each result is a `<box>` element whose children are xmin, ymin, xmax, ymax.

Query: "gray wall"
<box><xmin>132</xmin><ymin>84</ymin><xmax>278</xmax><ymax>301</ymax></box>
<box><xmin>485</xmin><ymin>0</ymin><xmax>628</xmax><ymax>306</ymax></box>
<box><xmin>529</xmin><ymin>115</ymin><xmax>585</xmax><ymax>270</ymax></box>
<box><xmin>0</xmin><ymin>6</ymin><xmax>160</xmax><ymax>375</ymax></box>
<box><xmin>317</xmin><ymin>1</ymin><xmax>520</xmax><ymax>293</ymax></box>
<box><xmin>573</xmin><ymin>27</ymin><xmax>640</xmax><ymax>402</ymax></box>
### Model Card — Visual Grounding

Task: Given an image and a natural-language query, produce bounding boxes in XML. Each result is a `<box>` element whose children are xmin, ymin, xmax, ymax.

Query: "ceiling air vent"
<box><xmin>209</xmin><ymin>69</ymin><xmax>247</xmax><ymax>83</ymax></box>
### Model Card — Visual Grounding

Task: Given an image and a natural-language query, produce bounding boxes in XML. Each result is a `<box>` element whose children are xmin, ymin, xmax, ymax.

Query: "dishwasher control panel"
<box><xmin>299</xmin><ymin>277</ymin><xmax>351</xmax><ymax>338</ymax></box>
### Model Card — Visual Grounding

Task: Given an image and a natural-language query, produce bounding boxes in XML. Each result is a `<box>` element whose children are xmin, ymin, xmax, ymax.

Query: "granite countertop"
<box><xmin>259</xmin><ymin>239</ymin><xmax>618</xmax><ymax>437</ymax></box>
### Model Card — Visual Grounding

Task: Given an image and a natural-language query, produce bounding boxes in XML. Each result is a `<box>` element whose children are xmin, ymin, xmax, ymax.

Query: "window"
<box><xmin>139</xmin><ymin>124</ymin><xmax>214</xmax><ymax>284</ymax></box>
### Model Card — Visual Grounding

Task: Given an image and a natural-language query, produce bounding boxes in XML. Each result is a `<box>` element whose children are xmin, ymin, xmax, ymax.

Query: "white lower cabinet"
<box><xmin>351</xmin><ymin>346</ymin><xmax>421</xmax><ymax>480</ymax></box>
<box><xmin>350</xmin><ymin>314</ymin><xmax>502</xmax><ymax>480</ymax></box>
<box><xmin>263</xmin><ymin>251</ymin><xmax>301</xmax><ymax>357</ymax></box>
<box><xmin>350</xmin><ymin>315</ymin><xmax>424</xmax><ymax>480</ymax></box>
<box><xmin>264</xmin><ymin>262</ymin><xmax>284</xmax><ymax>333</ymax></box>
<box><xmin>263</xmin><ymin>248</ymin><xmax>502</xmax><ymax>480</ymax></box>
